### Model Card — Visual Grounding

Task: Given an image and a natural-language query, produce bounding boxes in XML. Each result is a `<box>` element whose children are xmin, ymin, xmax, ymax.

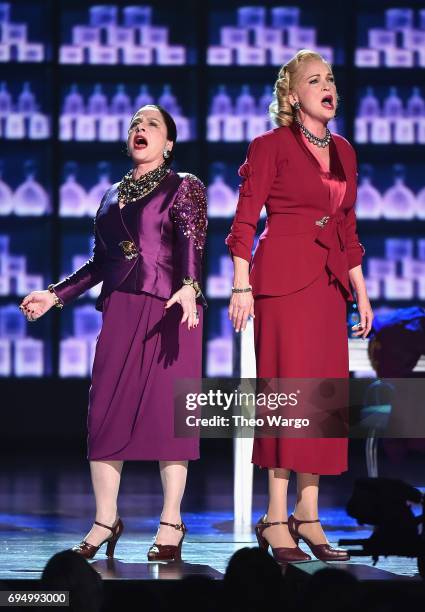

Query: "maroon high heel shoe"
<box><xmin>71</xmin><ymin>517</ymin><xmax>124</xmax><ymax>560</ymax></box>
<box><xmin>147</xmin><ymin>521</ymin><xmax>187</xmax><ymax>561</ymax></box>
<box><xmin>288</xmin><ymin>514</ymin><xmax>350</xmax><ymax>562</ymax></box>
<box><xmin>255</xmin><ymin>515</ymin><xmax>311</xmax><ymax>563</ymax></box>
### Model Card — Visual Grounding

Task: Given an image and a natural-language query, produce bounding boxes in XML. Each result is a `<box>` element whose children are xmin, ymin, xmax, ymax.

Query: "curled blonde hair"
<box><xmin>269</xmin><ymin>49</ymin><xmax>335</xmax><ymax>127</ymax></box>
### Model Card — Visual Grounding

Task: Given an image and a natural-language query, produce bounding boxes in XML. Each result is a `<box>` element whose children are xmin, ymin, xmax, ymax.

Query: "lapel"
<box><xmin>289</xmin><ymin>122</ymin><xmax>350</xmax><ymax>210</ymax></box>
<box><xmin>117</xmin><ymin>192</ymin><xmax>138</xmax><ymax>244</ymax></box>
<box><xmin>95</xmin><ymin>184</ymin><xmax>137</xmax><ymax>245</ymax></box>
<box><xmin>113</xmin><ymin>169</ymin><xmax>182</xmax><ymax>244</ymax></box>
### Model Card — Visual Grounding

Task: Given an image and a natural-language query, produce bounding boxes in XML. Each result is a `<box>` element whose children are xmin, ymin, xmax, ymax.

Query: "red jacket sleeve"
<box><xmin>51</xmin><ymin>190</ymin><xmax>110</xmax><ymax>306</ymax></box>
<box><xmin>345</xmin><ymin>205</ymin><xmax>366</xmax><ymax>270</ymax></box>
<box><xmin>344</xmin><ymin>145</ymin><xmax>365</xmax><ymax>271</ymax></box>
<box><xmin>225</xmin><ymin>134</ymin><xmax>277</xmax><ymax>263</ymax></box>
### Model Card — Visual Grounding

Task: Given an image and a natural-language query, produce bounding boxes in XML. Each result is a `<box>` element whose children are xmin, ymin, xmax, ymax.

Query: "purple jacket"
<box><xmin>52</xmin><ymin>170</ymin><xmax>208</xmax><ymax>312</ymax></box>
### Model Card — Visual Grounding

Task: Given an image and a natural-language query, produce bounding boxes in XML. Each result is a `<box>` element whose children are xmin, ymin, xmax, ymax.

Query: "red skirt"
<box><xmin>252</xmin><ymin>266</ymin><xmax>349</xmax><ymax>474</ymax></box>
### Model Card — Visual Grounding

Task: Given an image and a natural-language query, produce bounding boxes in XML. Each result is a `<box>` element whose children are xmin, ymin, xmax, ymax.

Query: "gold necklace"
<box><xmin>118</xmin><ymin>162</ymin><xmax>170</xmax><ymax>207</ymax></box>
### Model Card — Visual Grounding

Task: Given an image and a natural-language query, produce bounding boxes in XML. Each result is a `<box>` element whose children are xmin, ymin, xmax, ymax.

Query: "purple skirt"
<box><xmin>87</xmin><ymin>290</ymin><xmax>203</xmax><ymax>461</ymax></box>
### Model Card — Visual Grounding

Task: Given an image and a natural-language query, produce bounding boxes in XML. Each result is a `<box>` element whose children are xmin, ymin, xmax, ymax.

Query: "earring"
<box><xmin>293</xmin><ymin>101</ymin><xmax>301</xmax><ymax>111</ymax></box>
<box><xmin>163</xmin><ymin>149</ymin><xmax>170</xmax><ymax>159</ymax></box>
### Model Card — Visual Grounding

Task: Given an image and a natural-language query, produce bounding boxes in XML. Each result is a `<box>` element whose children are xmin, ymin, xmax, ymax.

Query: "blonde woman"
<box><xmin>226</xmin><ymin>50</ymin><xmax>373</xmax><ymax>563</ymax></box>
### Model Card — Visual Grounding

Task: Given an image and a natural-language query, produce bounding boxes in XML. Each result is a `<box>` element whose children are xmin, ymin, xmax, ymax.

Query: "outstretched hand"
<box><xmin>228</xmin><ymin>290</ymin><xmax>255</xmax><ymax>332</ymax></box>
<box><xmin>165</xmin><ymin>285</ymin><xmax>199</xmax><ymax>330</ymax></box>
<box><xmin>19</xmin><ymin>290</ymin><xmax>57</xmax><ymax>322</ymax></box>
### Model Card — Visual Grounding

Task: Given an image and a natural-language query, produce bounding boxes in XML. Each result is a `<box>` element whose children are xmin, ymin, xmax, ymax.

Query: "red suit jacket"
<box><xmin>225</xmin><ymin>123</ymin><xmax>365</xmax><ymax>302</ymax></box>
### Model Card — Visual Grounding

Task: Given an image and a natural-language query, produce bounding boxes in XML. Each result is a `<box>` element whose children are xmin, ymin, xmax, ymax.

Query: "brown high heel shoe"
<box><xmin>255</xmin><ymin>515</ymin><xmax>311</xmax><ymax>563</ymax></box>
<box><xmin>288</xmin><ymin>514</ymin><xmax>350</xmax><ymax>562</ymax></box>
<box><xmin>147</xmin><ymin>521</ymin><xmax>187</xmax><ymax>562</ymax></box>
<box><xmin>71</xmin><ymin>517</ymin><xmax>124</xmax><ymax>560</ymax></box>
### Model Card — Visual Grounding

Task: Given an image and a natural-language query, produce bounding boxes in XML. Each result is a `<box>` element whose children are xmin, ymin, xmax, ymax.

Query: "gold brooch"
<box><xmin>119</xmin><ymin>240</ymin><xmax>138</xmax><ymax>260</ymax></box>
<box><xmin>315</xmin><ymin>215</ymin><xmax>330</xmax><ymax>227</ymax></box>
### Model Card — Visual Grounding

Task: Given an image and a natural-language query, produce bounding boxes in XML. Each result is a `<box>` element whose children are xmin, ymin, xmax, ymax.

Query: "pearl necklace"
<box><xmin>295</xmin><ymin>117</ymin><xmax>331</xmax><ymax>148</ymax></box>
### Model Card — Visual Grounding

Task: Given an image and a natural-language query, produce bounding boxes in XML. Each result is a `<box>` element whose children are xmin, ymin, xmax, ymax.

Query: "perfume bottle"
<box><xmin>257</xmin><ymin>84</ymin><xmax>273</xmax><ymax>115</ymax></box>
<box><xmin>415</xmin><ymin>183</ymin><xmax>425</xmax><ymax>219</ymax></box>
<box><xmin>134</xmin><ymin>84</ymin><xmax>154</xmax><ymax>110</ymax></box>
<box><xmin>87</xmin><ymin>83</ymin><xmax>108</xmax><ymax>116</ymax></box>
<box><xmin>13</xmin><ymin>160</ymin><xmax>49</xmax><ymax>216</ymax></box>
<box><xmin>0</xmin><ymin>338</ymin><xmax>11</xmax><ymax>376</ymax></box>
<box><xmin>158</xmin><ymin>84</ymin><xmax>180</xmax><ymax>116</ymax></box>
<box><xmin>385</xmin><ymin>8</ymin><xmax>414</xmax><ymax>31</ymax></box>
<box><xmin>210</xmin><ymin>85</ymin><xmax>233</xmax><ymax>116</ymax></box>
<box><xmin>123</xmin><ymin>6</ymin><xmax>152</xmax><ymax>27</ymax></box>
<box><xmin>235</xmin><ymin>85</ymin><xmax>256</xmax><ymax>117</ymax></box>
<box><xmin>59</xmin><ymin>338</ymin><xmax>89</xmax><ymax>377</ymax></box>
<box><xmin>17</xmin><ymin>81</ymin><xmax>37</xmax><ymax>115</ymax></box>
<box><xmin>59</xmin><ymin>161</ymin><xmax>87</xmax><ymax>217</ymax></box>
<box><xmin>87</xmin><ymin>161</ymin><xmax>112</xmax><ymax>216</ymax></box>
<box><xmin>0</xmin><ymin>81</ymin><xmax>12</xmax><ymax>116</ymax></box>
<box><xmin>237</xmin><ymin>6</ymin><xmax>266</xmax><ymax>28</ymax></box>
<box><xmin>270</xmin><ymin>7</ymin><xmax>300</xmax><ymax>28</ymax></box>
<box><xmin>14</xmin><ymin>337</ymin><xmax>44</xmax><ymax>377</ymax></box>
<box><xmin>206</xmin><ymin>336</ymin><xmax>233</xmax><ymax>376</ymax></box>
<box><xmin>406</xmin><ymin>87</ymin><xmax>425</xmax><ymax>117</ymax></box>
<box><xmin>110</xmin><ymin>83</ymin><xmax>132</xmax><ymax>116</ymax></box>
<box><xmin>0</xmin><ymin>160</ymin><xmax>13</xmax><ymax>215</ymax></box>
<box><xmin>356</xmin><ymin>164</ymin><xmax>382</xmax><ymax>219</ymax></box>
<box><xmin>207</xmin><ymin>162</ymin><xmax>235</xmax><ymax>218</ymax></box>
<box><xmin>0</xmin><ymin>304</ymin><xmax>27</xmax><ymax>339</ymax></box>
<box><xmin>74</xmin><ymin>305</ymin><xmax>102</xmax><ymax>339</ymax></box>
<box><xmin>382</xmin><ymin>164</ymin><xmax>415</xmax><ymax>219</ymax></box>
<box><xmin>359</xmin><ymin>86</ymin><xmax>380</xmax><ymax>118</ymax></box>
<box><xmin>206</xmin><ymin>307</ymin><xmax>233</xmax><ymax>376</ymax></box>
<box><xmin>89</xmin><ymin>5</ymin><xmax>118</xmax><ymax>27</ymax></box>
<box><xmin>63</xmin><ymin>83</ymin><xmax>85</xmax><ymax>116</ymax></box>
<box><xmin>383</xmin><ymin>86</ymin><xmax>404</xmax><ymax>118</ymax></box>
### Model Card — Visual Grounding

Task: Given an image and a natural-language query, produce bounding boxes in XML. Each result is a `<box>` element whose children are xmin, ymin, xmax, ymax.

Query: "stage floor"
<box><xmin>1</xmin><ymin>444</ymin><xmax>424</xmax><ymax>581</ymax></box>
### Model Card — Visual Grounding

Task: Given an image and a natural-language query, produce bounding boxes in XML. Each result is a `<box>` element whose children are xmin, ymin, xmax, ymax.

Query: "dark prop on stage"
<box><xmin>339</xmin><ymin>477</ymin><xmax>425</xmax><ymax>576</ymax></box>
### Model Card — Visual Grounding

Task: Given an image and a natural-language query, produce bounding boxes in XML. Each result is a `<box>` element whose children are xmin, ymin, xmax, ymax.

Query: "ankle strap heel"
<box><xmin>147</xmin><ymin>521</ymin><xmax>187</xmax><ymax>562</ymax></box>
<box><xmin>72</xmin><ymin>517</ymin><xmax>124</xmax><ymax>560</ymax></box>
<box><xmin>288</xmin><ymin>514</ymin><xmax>350</xmax><ymax>562</ymax></box>
<box><xmin>254</xmin><ymin>515</ymin><xmax>311</xmax><ymax>563</ymax></box>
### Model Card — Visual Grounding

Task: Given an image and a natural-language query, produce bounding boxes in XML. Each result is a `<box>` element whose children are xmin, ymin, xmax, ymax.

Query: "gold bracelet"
<box><xmin>182</xmin><ymin>276</ymin><xmax>201</xmax><ymax>298</ymax></box>
<box><xmin>47</xmin><ymin>284</ymin><xmax>64</xmax><ymax>309</ymax></box>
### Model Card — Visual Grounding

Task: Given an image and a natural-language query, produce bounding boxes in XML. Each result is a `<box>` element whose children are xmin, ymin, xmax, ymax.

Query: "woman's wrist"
<box><xmin>181</xmin><ymin>284</ymin><xmax>196</xmax><ymax>295</ymax></box>
<box><xmin>47</xmin><ymin>284</ymin><xmax>64</xmax><ymax>309</ymax></box>
<box><xmin>232</xmin><ymin>278</ymin><xmax>250</xmax><ymax>289</ymax></box>
<box><xmin>182</xmin><ymin>276</ymin><xmax>201</xmax><ymax>297</ymax></box>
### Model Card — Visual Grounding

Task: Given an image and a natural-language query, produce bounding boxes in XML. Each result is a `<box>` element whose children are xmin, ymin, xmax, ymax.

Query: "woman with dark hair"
<box><xmin>20</xmin><ymin>104</ymin><xmax>208</xmax><ymax>562</ymax></box>
<box><xmin>226</xmin><ymin>50</ymin><xmax>373</xmax><ymax>563</ymax></box>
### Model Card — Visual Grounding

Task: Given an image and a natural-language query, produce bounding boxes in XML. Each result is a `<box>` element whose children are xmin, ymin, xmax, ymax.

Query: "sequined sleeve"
<box><xmin>170</xmin><ymin>173</ymin><xmax>208</xmax><ymax>285</ymax></box>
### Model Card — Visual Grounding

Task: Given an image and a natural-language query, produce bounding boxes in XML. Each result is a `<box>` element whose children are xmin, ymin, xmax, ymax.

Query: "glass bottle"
<box><xmin>382</xmin><ymin>164</ymin><xmax>415</xmax><ymax>219</ymax></box>
<box><xmin>0</xmin><ymin>160</ymin><xmax>13</xmax><ymax>215</ymax></box>
<box><xmin>87</xmin><ymin>161</ymin><xmax>112</xmax><ymax>216</ymax></box>
<box><xmin>59</xmin><ymin>161</ymin><xmax>87</xmax><ymax>217</ymax></box>
<box><xmin>356</xmin><ymin>164</ymin><xmax>383</xmax><ymax>219</ymax></box>
<box><xmin>13</xmin><ymin>160</ymin><xmax>49</xmax><ymax>216</ymax></box>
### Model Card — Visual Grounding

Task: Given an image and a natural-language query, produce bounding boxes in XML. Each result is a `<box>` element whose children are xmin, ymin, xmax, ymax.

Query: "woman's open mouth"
<box><xmin>133</xmin><ymin>135</ymin><xmax>148</xmax><ymax>150</ymax></box>
<box><xmin>321</xmin><ymin>95</ymin><xmax>334</xmax><ymax>110</ymax></box>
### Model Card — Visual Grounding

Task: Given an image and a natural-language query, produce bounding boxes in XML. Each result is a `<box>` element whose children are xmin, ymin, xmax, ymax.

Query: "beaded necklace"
<box><xmin>294</xmin><ymin>117</ymin><xmax>331</xmax><ymax>148</ymax></box>
<box><xmin>118</xmin><ymin>162</ymin><xmax>170</xmax><ymax>207</ymax></box>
